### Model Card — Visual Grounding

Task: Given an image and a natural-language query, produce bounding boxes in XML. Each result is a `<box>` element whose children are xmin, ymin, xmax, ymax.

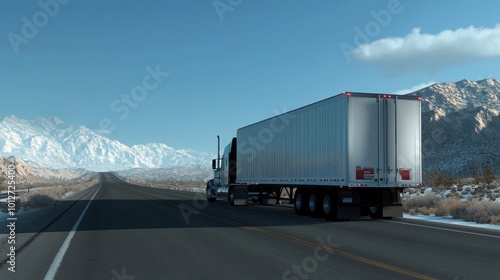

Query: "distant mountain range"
<box><xmin>1</xmin><ymin>78</ymin><xmax>498</xmax><ymax>178</ymax></box>
<box><xmin>409</xmin><ymin>78</ymin><xmax>500</xmax><ymax>177</ymax></box>
<box><xmin>0</xmin><ymin>116</ymin><xmax>213</xmax><ymax>171</ymax></box>
<box><xmin>115</xmin><ymin>165</ymin><xmax>213</xmax><ymax>183</ymax></box>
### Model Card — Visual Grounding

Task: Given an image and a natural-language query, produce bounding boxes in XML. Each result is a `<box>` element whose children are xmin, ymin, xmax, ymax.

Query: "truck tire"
<box><xmin>323</xmin><ymin>192</ymin><xmax>338</xmax><ymax>221</ymax></box>
<box><xmin>308</xmin><ymin>191</ymin><xmax>324</xmax><ymax>218</ymax></box>
<box><xmin>369</xmin><ymin>206</ymin><xmax>383</xmax><ymax>219</ymax></box>
<box><xmin>294</xmin><ymin>189</ymin><xmax>309</xmax><ymax>216</ymax></box>
<box><xmin>229</xmin><ymin>187</ymin><xmax>235</xmax><ymax>206</ymax></box>
<box><xmin>206</xmin><ymin>183</ymin><xmax>216</xmax><ymax>203</ymax></box>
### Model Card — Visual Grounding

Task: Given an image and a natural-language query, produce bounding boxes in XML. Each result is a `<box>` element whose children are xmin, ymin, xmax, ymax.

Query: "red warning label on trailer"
<box><xmin>356</xmin><ymin>166</ymin><xmax>374</xmax><ymax>180</ymax></box>
<box><xmin>399</xmin><ymin>168</ymin><xmax>411</xmax><ymax>180</ymax></box>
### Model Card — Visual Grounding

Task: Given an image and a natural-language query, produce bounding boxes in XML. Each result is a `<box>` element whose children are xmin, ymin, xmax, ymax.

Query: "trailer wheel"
<box><xmin>206</xmin><ymin>183</ymin><xmax>216</xmax><ymax>203</ymax></box>
<box><xmin>229</xmin><ymin>187</ymin><xmax>235</xmax><ymax>206</ymax></box>
<box><xmin>323</xmin><ymin>192</ymin><xmax>338</xmax><ymax>221</ymax></box>
<box><xmin>294</xmin><ymin>189</ymin><xmax>309</xmax><ymax>216</ymax></box>
<box><xmin>308</xmin><ymin>191</ymin><xmax>324</xmax><ymax>218</ymax></box>
<box><xmin>369</xmin><ymin>206</ymin><xmax>383</xmax><ymax>219</ymax></box>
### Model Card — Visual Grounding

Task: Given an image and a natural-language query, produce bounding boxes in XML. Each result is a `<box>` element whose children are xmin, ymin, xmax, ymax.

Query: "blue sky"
<box><xmin>1</xmin><ymin>0</ymin><xmax>500</xmax><ymax>153</ymax></box>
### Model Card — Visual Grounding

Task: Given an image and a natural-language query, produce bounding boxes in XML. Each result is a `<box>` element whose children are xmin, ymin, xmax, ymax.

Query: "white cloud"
<box><xmin>352</xmin><ymin>24</ymin><xmax>500</xmax><ymax>75</ymax></box>
<box><xmin>391</xmin><ymin>81</ymin><xmax>436</xmax><ymax>95</ymax></box>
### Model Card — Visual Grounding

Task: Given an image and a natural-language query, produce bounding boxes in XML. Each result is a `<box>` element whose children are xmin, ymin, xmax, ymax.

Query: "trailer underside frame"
<box><xmin>223</xmin><ymin>183</ymin><xmax>404</xmax><ymax>220</ymax></box>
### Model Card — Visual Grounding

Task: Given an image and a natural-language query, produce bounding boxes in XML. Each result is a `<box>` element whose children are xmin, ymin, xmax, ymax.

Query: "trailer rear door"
<box><xmin>348</xmin><ymin>94</ymin><xmax>421</xmax><ymax>187</ymax></box>
<box><xmin>394</xmin><ymin>97</ymin><xmax>422</xmax><ymax>187</ymax></box>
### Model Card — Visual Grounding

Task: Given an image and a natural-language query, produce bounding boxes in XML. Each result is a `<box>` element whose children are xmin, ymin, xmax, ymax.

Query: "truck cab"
<box><xmin>206</xmin><ymin>138</ymin><xmax>237</xmax><ymax>203</ymax></box>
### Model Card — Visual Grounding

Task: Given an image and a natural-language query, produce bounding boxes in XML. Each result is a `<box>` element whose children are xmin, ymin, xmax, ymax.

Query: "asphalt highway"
<box><xmin>1</xmin><ymin>172</ymin><xmax>499</xmax><ymax>279</ymax></box>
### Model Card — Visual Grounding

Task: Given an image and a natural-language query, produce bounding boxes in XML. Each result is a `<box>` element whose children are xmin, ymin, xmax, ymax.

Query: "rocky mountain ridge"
<box><xmin>409</xmin><ymin>78</ymin><xmax>500</xmax><ymax>177</ymax></box>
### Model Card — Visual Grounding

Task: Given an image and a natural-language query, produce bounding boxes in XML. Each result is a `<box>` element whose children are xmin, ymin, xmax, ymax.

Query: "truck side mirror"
<box><xmin>212</xmin><ymin>159</ymin><xmax>217</xmax><ymax>170</ymax></box>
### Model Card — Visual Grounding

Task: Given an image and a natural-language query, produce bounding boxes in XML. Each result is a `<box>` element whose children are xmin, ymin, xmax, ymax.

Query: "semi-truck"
<box><xmin>206</xmin><ymin>92</ymin><xmax>422</xmax><ymax>220</ymax></box>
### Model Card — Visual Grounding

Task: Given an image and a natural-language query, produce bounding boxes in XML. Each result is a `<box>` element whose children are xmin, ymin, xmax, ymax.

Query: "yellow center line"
<box><xmin>166</xmin><ymin>200</ymin><xmax>436</xmax><ymax>280</ymax></box>
<box><xmin>124</xmin><ymin>181</ymin><xmax>438</xmax><ymax>279</ymax></box>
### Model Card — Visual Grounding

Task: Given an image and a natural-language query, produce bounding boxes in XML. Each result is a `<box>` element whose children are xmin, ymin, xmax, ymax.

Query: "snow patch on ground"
<box><xmin>62</xmin><ymin>191</ymin><xmax>77</xmax><ymax>199</ymax></box>
<box><xmin>403</xmin><ymin>213</ymin><xmax>500</xmax><ymax>231</ymax></box>
<box><xmin>170</xmin><ymin>187</ymin><xmax>204</xmax><ymax>193</ymax></box>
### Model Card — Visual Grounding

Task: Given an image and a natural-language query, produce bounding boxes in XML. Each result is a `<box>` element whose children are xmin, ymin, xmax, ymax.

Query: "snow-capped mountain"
<box><xmin>130</xmin><ymin>143</ymin><xmax>211</xmax><ymax>168</ymax></box>
<box><xmin>409</xmin><ymin>78</ymin><xmax>500</xmax><ymax>177</ymax></box>
<box><xmin>0</xmin><ymin>116</ymin><xmax>213</xmax><ymax>171</ymax></box>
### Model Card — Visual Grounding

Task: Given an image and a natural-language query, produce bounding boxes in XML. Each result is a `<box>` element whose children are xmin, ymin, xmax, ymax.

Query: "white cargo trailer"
<box><xmin>206</xmin><ymin>92</ymin><xmax>422</xmax><ymax>220</ymax></box>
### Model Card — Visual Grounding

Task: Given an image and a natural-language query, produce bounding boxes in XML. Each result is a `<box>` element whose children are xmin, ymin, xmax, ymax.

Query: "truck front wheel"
<box><xmin>206</xmin><ymin>182</ymin><xmax>216</xmax><ymax>203</ymax></box>
<box><xmin>205</xmin><ymin>185</ymin><xmax>217</xmax><ymax>202</ymax></box>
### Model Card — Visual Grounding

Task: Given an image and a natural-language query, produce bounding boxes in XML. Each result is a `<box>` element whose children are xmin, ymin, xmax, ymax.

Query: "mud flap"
<box><xmin>233</xmin><ymin>186</ymin><xmax>249</xmax><ymax>206</ymax></box>
<box><xmin>382</xmin><ymin>205</ymin><xmax>403</xmax><ymax>218</ymax></box>
<box><xmin>337</xmin><ymin>207</ymin><xmax>361</xmax><ymax>219</ymax></box>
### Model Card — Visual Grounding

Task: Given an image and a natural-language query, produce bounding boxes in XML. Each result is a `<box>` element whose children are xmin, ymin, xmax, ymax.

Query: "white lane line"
<box><xmin>385</xmin><ymin>220</ymin><xmax>500</xmax><ymax>239</ymax></box>
<box><xmin>44</xmin><ymin>184</ymin><xmax>102</xmax><ymax>280</ymax></box>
